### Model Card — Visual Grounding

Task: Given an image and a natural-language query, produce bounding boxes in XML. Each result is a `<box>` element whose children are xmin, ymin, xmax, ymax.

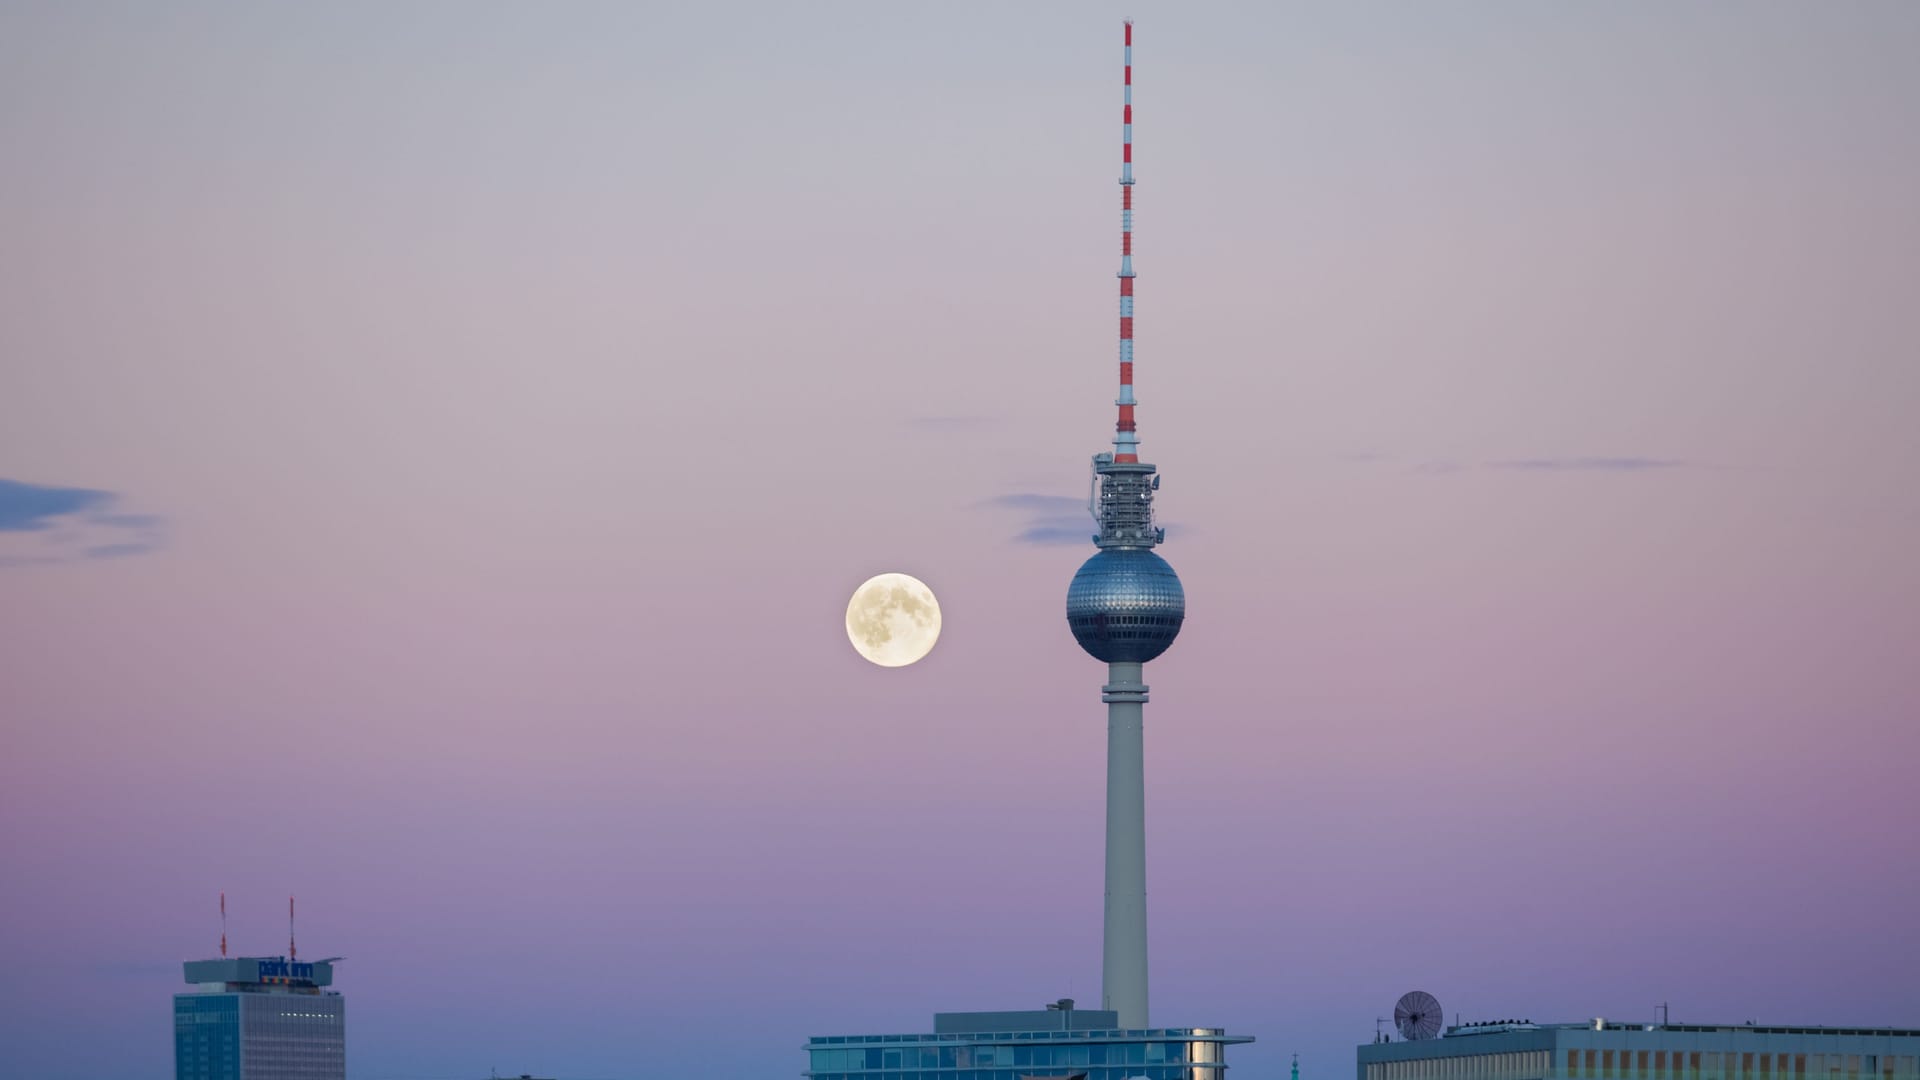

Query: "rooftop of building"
<box><xmin>1359</xmin><ymin>1020</ymin><xmax>1920</xmax><ymax>1057</ymax></box>
<box><xmin>181</xmin><ymin>955</ymin><xmax>337</xmax><ymax>992</ymax></box>
<box><xmin>1441</xmin><ymin>1022</ymin><xmax>1920</xmax><ymax>1039</ymax></box>
<box><xmin>809</xmin><ymin>1004</ymin><xmax>1250</xmax><ymax>1046</ymax></box>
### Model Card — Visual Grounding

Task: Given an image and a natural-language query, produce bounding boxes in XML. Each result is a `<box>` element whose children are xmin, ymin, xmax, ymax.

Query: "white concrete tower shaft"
<box><xmin>1102</xmin><ymin>659</ymin><xmax>1149</xmax><ymax>1028</ymax></box>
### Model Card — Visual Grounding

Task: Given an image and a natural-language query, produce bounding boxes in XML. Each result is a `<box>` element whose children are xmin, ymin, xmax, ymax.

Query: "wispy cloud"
<box><xmin>985</xmin><ymin>492</ymin><xmax>1186</xmax><ymax>546</ymax></box>
<box><xmin>906</xmin><ymin>415</ymin><xmax>1003</xmax><ymax>431</ymax></box>
<box><xmin>987</xmin><ymin>493</ymin><xmax>1094</xmax><ymax>546</ymax></box>
<box><xmin>1383</xmin><ymin>455</ymin><xmax>1692</xmax><ymax>476</ymax></box>
<box><xmin>990</xmin><ymin>494</ymin><xmax>1084</xmax><ymax>512</ymax></box>
<box><xmin>1013</xmin><ymin>524</ymin><xmax>1095</xmax><ymax>545</ymax></box>
<box><xmin>0</xmin><ymin>478</ymin><xmax>113</xmax><ymax>530</ymax></box>
<box><xmin>0</xmin><ymin>479</ymin><xmax>166</xmax><ymax>567</ymax></box>
<box><xmin>1486</xmin><ymin>457</ymin><xmax>1686</xmax><ymax>472</ymax></box>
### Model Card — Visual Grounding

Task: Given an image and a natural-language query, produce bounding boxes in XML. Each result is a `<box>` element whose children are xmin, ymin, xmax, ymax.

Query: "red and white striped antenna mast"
<box><xmin>219</xmin><ymin>892</ymin><xmax>227</xmax><ymax>958</ymax></box>
<box><xmin>1114</xmin><ymin>19</ymin><xmax>1139</xmax><ymax>464</ymax></box>
<box><xmin>288</xmin><ymin>895</ymin><xmax>297</xmax><ymax>960</ymax></box>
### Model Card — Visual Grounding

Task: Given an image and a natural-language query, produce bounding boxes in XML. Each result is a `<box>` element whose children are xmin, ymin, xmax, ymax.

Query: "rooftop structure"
<box><xmin>808</xmin><ymin>1005</ymin><xmax>1250</xmax><ymax>1080</ymax></box>
<box><xmin>1357</xmin><ymin>1019</ymin><xmax>1920</xmax><ymax>1080</ymax></box>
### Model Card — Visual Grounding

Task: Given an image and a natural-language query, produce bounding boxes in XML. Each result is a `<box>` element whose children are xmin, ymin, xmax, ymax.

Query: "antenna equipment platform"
<box><xmin>1395</xmin><ymin>991</ymin><xmax>1444</xmax><ymax>1041</ymax></box>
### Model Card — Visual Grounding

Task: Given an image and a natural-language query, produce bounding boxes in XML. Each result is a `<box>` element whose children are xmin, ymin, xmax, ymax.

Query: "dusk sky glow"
<box><xmin>3</xmin><ymin>3</ymin><xmax>1919</xmax><ymax>1079</ymax></box>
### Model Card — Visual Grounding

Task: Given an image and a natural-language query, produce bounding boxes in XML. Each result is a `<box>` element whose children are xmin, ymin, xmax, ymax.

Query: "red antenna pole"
<box><xmin>1114</xmin><ymin>20</ymin><xmax>1140</xmax><ymax>463</ymax></box>
<box><xmin>219</xmin><ymin>892</ymin><xmax>227</xmax><ymax>958</ymax></box>
<box><xmin>288</xmin><ymin>895</ymin><xmax>296</xmax><ymax>960</ymax></box>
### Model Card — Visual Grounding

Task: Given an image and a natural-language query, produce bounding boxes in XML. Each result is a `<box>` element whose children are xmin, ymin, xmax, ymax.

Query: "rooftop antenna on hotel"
<box><xmin>288</xmin><ymin>895</ymin><xmax>297</xmax><ymax>961</ymax></box>
<box><xmin>219</xmin><ymin>892</ymin><xmax>227</xmax><ymax>958</ymax></box>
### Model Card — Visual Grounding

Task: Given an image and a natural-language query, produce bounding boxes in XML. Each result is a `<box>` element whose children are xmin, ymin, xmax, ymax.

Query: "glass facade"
<box><xmin>807</xmin><ymin>1027</ymin><xmax>1249</xmax><ymax>1080</ymax></box>
<box><xmin>174</xmin><ymin>992</ymin><xmax>344</xmax><ymax>1080</ymax></box>
<box><xmin>176</xmin><ymin>995</ymin><xmax>241</xmax><ymax>1080</ymax></box>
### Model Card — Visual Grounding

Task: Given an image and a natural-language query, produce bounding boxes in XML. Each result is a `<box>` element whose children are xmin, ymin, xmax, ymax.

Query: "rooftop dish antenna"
<box><xmin>1395</xmin><ymin>991</ymin><xmax>1444</xmax><ymax>1041</ymax></box>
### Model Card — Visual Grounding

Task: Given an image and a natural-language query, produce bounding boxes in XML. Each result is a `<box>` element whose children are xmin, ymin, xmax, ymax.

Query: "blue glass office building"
<box><xmin>807</xmin><ymin>1005</ymin><xmax>1252</xmax><ymax>1080</ymax></box>
<box><xmin>175</xmin><ymin>957</ymin><xmax>344</xmax><ymax>1080</ymax></box>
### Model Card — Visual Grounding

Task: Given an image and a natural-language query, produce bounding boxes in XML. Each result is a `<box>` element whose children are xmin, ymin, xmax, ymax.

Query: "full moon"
<box><xmin>845</xmin><ymin>572</ymin><xmax>942</xmax><ymax>668</ymax></box>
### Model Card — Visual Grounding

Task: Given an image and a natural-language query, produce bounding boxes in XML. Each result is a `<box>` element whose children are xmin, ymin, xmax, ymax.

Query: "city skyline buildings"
<box><xmin>4</xmin><ymin>4</ymin><xmax>1918</xmax><ymax>1080</ymax></box>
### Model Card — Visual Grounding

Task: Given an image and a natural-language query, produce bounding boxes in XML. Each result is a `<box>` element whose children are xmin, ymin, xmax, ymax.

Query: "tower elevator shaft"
<box><xmin>1102</xmin><ymin>660</ymin><xmax>1149</xmax><ymax>1029</ymax></box>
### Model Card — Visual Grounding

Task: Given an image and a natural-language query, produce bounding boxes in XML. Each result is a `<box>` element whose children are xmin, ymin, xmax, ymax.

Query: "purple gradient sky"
<box><xmin>4</xmin><ymin>3</ymin><xmax>1919</xmax><ymax>1078</ymax></box>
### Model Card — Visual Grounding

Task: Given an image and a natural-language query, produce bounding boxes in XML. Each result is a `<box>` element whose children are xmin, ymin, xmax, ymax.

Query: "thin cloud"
<box><xmin>84</xmin><ymin>542</ymin><xmax>161</xmax><ymax>560</ymax></box>
<box><xmin>0</xmin><ymin>478</ymin><xmax>113</xmax><ymax>530</ymax></box>
<box><xmin>989</xmin><ymin>492</ymin><xmax>1094</xmax><ymax>546</ymax></box>
<box><xmin>1015</xmin><ymin>524</ymin><xmax>1095</xmax><ymax>546</ymax></box>
<box><xmin>0</xmin><ymin>478</ymin><xmax>166</xmax><ymax>566</ymax></box>
<box><xmin>1487</xmin><ymin>457</ymin><xmax>1686</xmax><ymax>472</ymax></box>
<box><xmin>988</xmin><ymin>491</ymin><xmax>1186</xmax><ymax>546</ymax></box>
<box><xmin>989</xmin><ymin>493</ymin><xmax>1084</xmax><ymax>512</ymax></box>
<box><xmin>1399</xmin><ymin>456</ymin><xmax>1691</xmax><ymax>476</ymax></box>
<box><xmin>907</xmin><ymin>415</ymin><xmax>1003</xmax><ymax>431</ymax></box>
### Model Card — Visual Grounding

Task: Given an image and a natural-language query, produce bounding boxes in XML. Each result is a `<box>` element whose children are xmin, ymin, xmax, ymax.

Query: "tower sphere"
<box><xmin>1066</xmin><ymin>547</ymin><xmax>1185</xmax><ymax>663</ymax></box>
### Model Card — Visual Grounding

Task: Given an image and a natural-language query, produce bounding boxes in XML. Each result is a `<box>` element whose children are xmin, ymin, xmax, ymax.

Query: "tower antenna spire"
<box><xmin>219</xmin><ymin>892</ymin><xmax>227</xmax><ymax>958</ymax></box>
<box><xmin>1067</xmin><ymin>21</ymin><xmax>1184</xmax><ymax>1034</ymax></box>
<box><xmin>288</xmin><ymin>895</ymin><xmax>296</xmax><ymax>961</ymax></box>
<box><xmin>1115</xmin><ymin>19</ymin><xmax>1139</xmax><ymax>463</ymax></box>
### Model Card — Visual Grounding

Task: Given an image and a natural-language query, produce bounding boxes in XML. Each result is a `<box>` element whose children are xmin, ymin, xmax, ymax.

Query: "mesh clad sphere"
<box><xmin>1066</xmin><ymin>548</ymin><xmax>1185</xmax><ymax>663</ymax></box>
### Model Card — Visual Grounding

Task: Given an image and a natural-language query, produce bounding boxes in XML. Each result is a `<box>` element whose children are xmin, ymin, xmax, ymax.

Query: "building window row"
<box><xmin>806</xmin><ymin>1069</ymin><xmax>1219</xmax><ymax>1080</ymax></box>
<box><xmin>1369</xmin><ymin>1050</ymin><xmax>1551</xmax><ymax>1080</ymax></box>
<box><xmin>812</xmin><ymin>1041</ymin><xmax>1217</xmax><ymax>1072</ymax></box>
<box><xmin>1567</xmin><ymin>1051</ymin><xmax>1920</xmax><ymax>1080</ymax></box>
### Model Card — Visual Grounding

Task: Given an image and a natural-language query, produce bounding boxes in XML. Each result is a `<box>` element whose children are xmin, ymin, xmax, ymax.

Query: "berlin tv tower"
<box><xmin>1065</xmin><ymin>20</ymin><xmax>1184</xmax><ymax>1033</ymax></box>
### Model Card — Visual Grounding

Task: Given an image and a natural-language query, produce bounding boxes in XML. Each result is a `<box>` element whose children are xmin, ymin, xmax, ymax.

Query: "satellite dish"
<box><xmin>1395</xmin><ymin>991</ymin><xmax>1444</xmax><ymax>1041</ymax></box>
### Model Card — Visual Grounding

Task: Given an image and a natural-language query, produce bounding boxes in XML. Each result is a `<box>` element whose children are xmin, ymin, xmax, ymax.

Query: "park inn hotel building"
<box><xmin>1357</xmin><ymin>1021</ymin><xmax>1920</xmax><ymax>1080</ymax></box>
<box><xmin>175</xmin><ymin>957</ymin><xmax>344</xmax><ymax>1080</ymax></box>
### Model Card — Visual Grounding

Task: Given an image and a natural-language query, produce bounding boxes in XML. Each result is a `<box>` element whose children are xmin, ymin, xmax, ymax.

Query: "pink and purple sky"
<box><xmin>3</xmin><ymin>3</ymin><xmax>1918</xmax><ymax>1078</ymax></box>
